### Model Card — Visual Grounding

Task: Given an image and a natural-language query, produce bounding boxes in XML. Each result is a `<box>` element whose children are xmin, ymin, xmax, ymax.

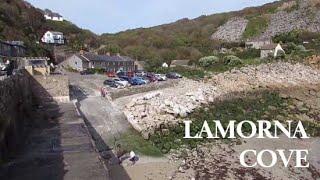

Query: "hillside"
<box><xmin>0</xmin><ymin>0</ymin><xmax>99</xmax><ymax>56</ymax></box>
<box><xmin>100</xmin><ymin>0</ymin><xmax>320</xmax><ymax>67</ymax></box>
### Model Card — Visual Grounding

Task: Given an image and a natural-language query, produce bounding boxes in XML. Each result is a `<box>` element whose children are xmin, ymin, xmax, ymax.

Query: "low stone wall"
<box><xmin>0</xmin><ymin>71</ymin><xmax>34</xmax><ymax>161</ymax></box>
<box><xmin>109</xmin><ymin>80</ymin><xmax>179</xmax><ymax>100</ymax></box>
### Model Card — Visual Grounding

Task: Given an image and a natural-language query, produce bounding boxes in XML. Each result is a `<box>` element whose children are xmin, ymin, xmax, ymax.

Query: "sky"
<box><xmin>27</xmin><ymin>0</ymin><xmax>276</xmax><ymax>34</ymax></box>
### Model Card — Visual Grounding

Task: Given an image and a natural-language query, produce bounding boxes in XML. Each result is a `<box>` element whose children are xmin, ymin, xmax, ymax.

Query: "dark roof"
<box><xmin>48</xmin><ymin>31</ymin><xmax>64</xmax><ymax>35</ymax></box>
<box><xmin>260</xmin><ymin>44</ymin><xmax>277</xmax><ymax>50</ymax></box>
<box><xmin>0</xmin><ymin>40</ymin><xmax>26</xmax><ymax>48</ymax></box>
<box><xmin>78</xmin><ymin>53</ymin><xmax>134</xmax><ymax>62</ymax></box>
<box><xmin>44</xmin><ymin>9</ymin><xmax>62</xmax><ymax>18</ymax></box>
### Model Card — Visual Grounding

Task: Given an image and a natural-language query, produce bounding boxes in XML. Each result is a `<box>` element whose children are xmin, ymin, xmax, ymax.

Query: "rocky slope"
<box><xmin>211</xmin><ymin>17</ymin><xmax>248</xmax><ymax>41</ymax></box>
<box><xmin>121</xmin><ymin>62</ymin><xmax>320</xmax><ymax>139</ymax></box>
<box><xmin>212</xmin><ymin>0</ymin><xmax>320</xmax><ymax>41</ymax></box>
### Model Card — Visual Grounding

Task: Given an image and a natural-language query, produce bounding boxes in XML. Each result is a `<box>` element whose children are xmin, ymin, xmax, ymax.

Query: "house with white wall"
<box><xmin>44</xmin><ymin>9</ymin><xmax>64</xmax><ymax>22</ymax></box>
<box><xmin>41</xmin><ymin>31</ymin><xmax>65</xmax><ymax>45</ymax></box>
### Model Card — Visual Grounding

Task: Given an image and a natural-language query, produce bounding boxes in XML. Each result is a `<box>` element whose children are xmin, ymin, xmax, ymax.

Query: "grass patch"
<box><xmin>204</xmin><ymin>58</ymin><xmax>263</xmax><ymax>73</ymax></box>
<box><xmin>115</xmin><ymin>129</ymin><xmax>163</xmax><ymax>157</ymax></box>
<box><xmin>243</xmin><ymin>16</ymin><xmax>269</xmax><ymax>39</ymax></box>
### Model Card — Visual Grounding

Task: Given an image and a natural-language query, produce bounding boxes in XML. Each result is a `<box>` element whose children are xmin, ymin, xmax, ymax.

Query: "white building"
<box><xmin>260</xmin><ymin>43</ymin><xmax>285</xmax><ymax>59</ymax></box>
<box><xmin>41</xmin><ymin>31</ymin><xmax>65</xmax><ymax>45</ymax></box>
<box><xmin>44</xmin><ymin>9</ymin><xmax>64</xmax><ymax>21</ymax></box>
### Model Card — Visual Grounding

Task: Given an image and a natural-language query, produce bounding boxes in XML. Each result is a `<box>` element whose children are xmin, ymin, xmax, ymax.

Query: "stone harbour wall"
<box><xmin>0</xmin><ymin>71</ymin><xmax>70</xmax><ymax>162</ymax></box>
<box><xmin>0</xmin><ymin>71</ymin><xmax>34</xmax><ymax>162</ymax></box>
<box><xmin>31</xmin><ymin>75</ymin><xmax>70</xmax><ymax>104</ymax></box>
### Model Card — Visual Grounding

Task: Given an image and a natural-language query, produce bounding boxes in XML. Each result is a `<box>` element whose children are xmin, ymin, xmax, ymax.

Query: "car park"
<box><xmin>166</xmin><ymin>72</ymin><xmax>182</xmax><ymax>79</ymax></box>
<box><xmin>155</xmin><ymin>74</ymin><xmax>167</xmax><ymax>81</ymax></box>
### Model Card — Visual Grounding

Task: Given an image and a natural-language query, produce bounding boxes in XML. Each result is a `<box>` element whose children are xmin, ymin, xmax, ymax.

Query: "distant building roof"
<box><xmin>20</xmin><ymin>57</ymin><xmax>49</xmax><ymax>67</ymax></box>
<box><xmin>47</xmin><ymin>31</ymin><xmax>64</xmax><ymax>35</ymax></box>
<box><xmin>44</xmin><ymin>9</ymin><xmax>62</xmax><ymax>18</ymax></box>
<box><xmin>77</xmin><ymin>52</ymin><xmax>134</xmax><ymax>62</ymax></box>
<box><xmin>246</xmin><ymin>36</ymin><xmax>272</xmax><ymax>43</ymax></box>
<box><xmin>170</xmin><ymin>60</ymin><xmax>190</xmax><ymax>67</ymax></box>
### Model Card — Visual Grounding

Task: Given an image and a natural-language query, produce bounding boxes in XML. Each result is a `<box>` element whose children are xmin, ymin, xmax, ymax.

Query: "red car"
<box><xmin>144</xmin><ymin>73</ymin><xmax>157</xmax><ymax>82</ymax></box>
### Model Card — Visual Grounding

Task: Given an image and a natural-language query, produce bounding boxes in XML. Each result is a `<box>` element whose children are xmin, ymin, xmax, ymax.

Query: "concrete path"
<box><xmin>0</xmin><ymin>103</ymin><xmax>108</xmax><ymax>180</ymax></box>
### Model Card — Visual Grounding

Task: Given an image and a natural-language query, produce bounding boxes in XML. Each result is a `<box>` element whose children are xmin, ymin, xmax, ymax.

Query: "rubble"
<box><xmin>122</xmin><ymin>62</ymin><xmax>320</xmax><ymax>139</ymax></box>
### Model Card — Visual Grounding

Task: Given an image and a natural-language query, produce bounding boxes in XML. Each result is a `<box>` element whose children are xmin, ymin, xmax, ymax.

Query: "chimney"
<box><xmin>106</xmin><ymin>52</ymin><xmax>111</xmax><ymax>56</ymax></box>
<box><xmin>79</xmin><ymin>50</ymin><xmax>84</xmax><ymax>55</ymax></box>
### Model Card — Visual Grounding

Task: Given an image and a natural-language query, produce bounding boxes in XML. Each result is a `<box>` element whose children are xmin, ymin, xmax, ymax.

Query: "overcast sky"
<box><xmin>27</xmin><ymin>0</ymin><xmax>276</xmax><ymax>34</ymax></box>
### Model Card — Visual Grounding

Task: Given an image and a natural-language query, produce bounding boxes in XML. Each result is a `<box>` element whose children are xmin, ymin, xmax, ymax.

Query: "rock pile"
<box><xmin>123</xmin><ymin>62</ymin><xmax>320</xmax><ymax>139</ymax></box>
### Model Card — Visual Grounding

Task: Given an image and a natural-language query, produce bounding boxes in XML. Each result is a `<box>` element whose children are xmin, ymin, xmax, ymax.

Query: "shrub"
<box><xmin>236</xmin><ymin>48</ymin><xmax>260</xmax><ymax>59</ymax></box>
<box><xmin>198</xmin><ymin>56</ymin><xmax>220</xmax><ymax>67</ymax></box>
<box><xmin>223</xmin><ymin>55</ymin><xmax>243</xmax><ymax>66</ymax></box>
<box><xmin>295</xmin><ymin>45</ymin><xmax>307</xmax><ymax>52</ymax></box>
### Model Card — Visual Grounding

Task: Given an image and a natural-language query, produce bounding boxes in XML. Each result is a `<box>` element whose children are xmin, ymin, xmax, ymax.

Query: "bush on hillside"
<box><xmin>236</xmin><ymin>48</ymin><xmax>260</xmax><ymax>59</ymax></box>
<box><xmin>198</xmin><ymin>56</ymin><xmax>220</xmax><ymax>67</ymax></box>
<box><xmin>223</xmin><ymin>55</ymin><xmax>243</xmax><ymax>66</ymax></box>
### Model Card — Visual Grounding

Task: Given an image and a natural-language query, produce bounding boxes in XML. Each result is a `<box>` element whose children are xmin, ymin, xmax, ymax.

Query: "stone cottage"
<box><xmin>66</xmin><ymin>51</ymin><xmax>135</xmax><ymax>72</ymax></box>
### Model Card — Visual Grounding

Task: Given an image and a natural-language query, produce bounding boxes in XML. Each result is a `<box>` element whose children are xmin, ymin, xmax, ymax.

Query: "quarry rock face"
<box><xmin>258</xmin><ymin>8</ymin><xmax>320</xmax><ymax>40</ymax></box>
<box><xmin>211</xmin><ymin>0</ymin><xmax>320</xmax><ymax>42</ymax></box>
<box><xmin>211</xmin><ymin>17</ymin><xmax>248</xmax><ymax>42</ymax></box>
<box><xmin>122</xmin><ymin>63</ymin><xmax>320</xmax><ymax>139</ymax></box>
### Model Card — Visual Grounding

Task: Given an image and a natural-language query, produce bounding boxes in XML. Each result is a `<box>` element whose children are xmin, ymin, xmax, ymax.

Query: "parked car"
<box><xmin>144</xmin><ymin>73</ymin><xmax>157</xmax><ymax>82</ymax></box>
<box><xmin>80</xmin><ymin>69</ymin><xmax>94</xmax><ymax>75</ymax></box>
<box><xmin>114</xmin><ymin>78</ymin><xmax>130</xmax><ymax>87</ymax></box>
<box><xmin>140</xmin><ymin>76</ymin><xmax>150</xmax><ymax>84</ymax></box>
<box><xmin>130</xmin><ymin>77</ymin><xmax>146</xmax><ymax>85</ymax></box>
<box><xmin>166</xmin><ymin>72</ymin><xmax>182</xmax><ymax>79</ymax></box>
<box><xmin>135</xmin><ymin>70</ymin><xmax>146</xmax><ymax>77</ymax></box>
<box><xmin>103</xmin><ymin>79</ymin><xmax>118</xmax><ymax>88</ymax></box>
<box><xmin>118</xmin><ymin>76</ymin><xmax>131</xmax><ymax>82</ymax></box>
<box><xmin>0</xmin><ymin>62</ymin><xmax>7</xmax><ymax>76</ymax></box>
<box><xmin>155</xmin><ymin>74</ymin><xmax>167</xmax><ymax>81</ymax></box>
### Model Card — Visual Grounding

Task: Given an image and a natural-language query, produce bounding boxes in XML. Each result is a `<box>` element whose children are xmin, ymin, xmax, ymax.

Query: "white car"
<box><xmin>155</xmin><ymin>74</ymin><xmax>167</xmax><ymax>81</ymax></box>
<box><xmin>114</xmin><ymin>78</ymin><xmax>130</xmax><ymax>87</ymax></box>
